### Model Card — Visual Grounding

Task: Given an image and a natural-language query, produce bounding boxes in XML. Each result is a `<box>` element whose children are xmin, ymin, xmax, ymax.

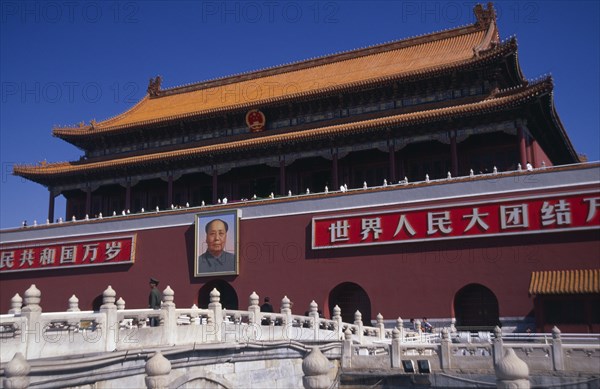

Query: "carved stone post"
<box><xmin>3</xmin><ymin>352</ymin><xmax>30</xmax><ymax>389</ymax></box>
<box><xmin>391</xmin><ymin>328</ymin><xmax>401</xmax><ymax>368</ymax></box>
<box><xmin>341</xmin><ymin>328</ymin><xmax>353</xmax><ymax>369</ymax></box>
<box><xmin>302</xmin><ymin>346</ymin><xmax>333</xmax><ymax>389</ymax></box>
<box><xmin>280</xmin><ymin>296</ymin><xmax>292</xmax><ymax>340</ymax></box>
<box><xmin>67</xmin><ymin>295</ymin><xmax>80</xmax><ymax>312</ymax></box>
<box><xmin>190</xmin><ymin>304</ymin><xmax>200</xmax><ymax>325</ymax></box>
<box><xmin>9</xmin><ymin>293</ymin><xmax>22</xmax><ymax>314</ymax></box>
<box><xmin>332</xmin><ymin>305</ymin><xmax>342</xmax><ymax>340</ymax></box>
<box><xmin>162</xmin><ymin>286</ymin><xmax>176</xmax><ymax>344</ymax></box>
<box><xmin>450</xmin><ymin>318</ymin><xmax>457</xmax><ymax>333</ymax></box>
<box><xmin>396</xmin><ymin>317</ymin><xmax>404</xmax><ymax>340</ymax></box>
<box><xmin>208</xmin><ymin>288</ymin><xmax>223</xmax><ymax>341</ymax></box>
<box><xmin>440</xmin><ymin>328</ymin><xmax>451</xmax><ymax>370</ymax></box>
<box><xmin>21</xmin><ymin>285</ymin><xmax>42</xmax><ymax>319</ymax></box>
<box><xmin>495</xmin><ymin>348</ymin><xmax>530</xmax><ymax>388</ymax></box>
<box><xmin>100</xmin><ymin>285</ymin><xmax>118</xmax><ymax>352</ymax></box>
<box><xmin>309</xmin><ymin>300</ymin><xmax>319</xmax><ymax>340</ymax></box>
<box><xmin>551</xmin><ymin>326</ymin><xmax>564</xmax><ymax>371</ymax></box>
<box><xmin>248</xmin><ymin>291</ymin><xmax>261</xmax><ymax>325</ymax></box>
<box><xmin>376</xmin><ymin>313</ymin><xmax>385</xmax><ymax>340</ymax></box>
<box><xmin>21</xmin><ymin>285</ymin><xmax>42</xmax><ymax>357</ymax></box>
<box><xmin>492</xmin><ymin>325</ymin><xmax>503</xmax><ymax>366</ymax></box>
<box><xmin>354</xmin><ymin>310</ymin><xmax>364</xmax><ymax>344</ymax></box>
<box><xmin>116</xmin><ymin>297</ymin><xmax>126</xmax><ymax>310</ymax></box>
<box><xmin>145</xmin><ymin>352</ymin><xmax>171</xmax><ymax>389</ymax></box>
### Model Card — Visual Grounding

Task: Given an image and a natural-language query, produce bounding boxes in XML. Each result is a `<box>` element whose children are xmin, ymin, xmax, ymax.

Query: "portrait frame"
<box><xmin>194</xmin><ymin>209</ymin><xmax>240</xmax><ymax>277</ymax></box>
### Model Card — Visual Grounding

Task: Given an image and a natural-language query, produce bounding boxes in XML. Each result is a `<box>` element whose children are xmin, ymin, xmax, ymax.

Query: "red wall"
<box><xmin>1</xmin><ymin>213</ymin><xmax>597</xmax><ymax>322</ymax></box>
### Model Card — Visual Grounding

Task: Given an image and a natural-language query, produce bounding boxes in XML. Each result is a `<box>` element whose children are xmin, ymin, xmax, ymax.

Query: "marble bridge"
<box><xmin>1</xmin><ymin>285</ymin><xmax>599</xmax><ymax>388</ymax></box>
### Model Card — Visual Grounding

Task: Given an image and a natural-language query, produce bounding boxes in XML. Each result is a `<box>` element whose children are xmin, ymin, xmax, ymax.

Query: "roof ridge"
<box><xmin>157</xmin><ymin>23</ymin><xmax>485</xmax><ymax>97</ymax></box>
<box><xmin>53</xmin><ymin>96</ymin><xmax>150</xmax><ymax>133</ymax></box>
<box><xmin>55</xmin><ymin>35</ymin><xmax>509</xmax><ymax>136</ymax></box>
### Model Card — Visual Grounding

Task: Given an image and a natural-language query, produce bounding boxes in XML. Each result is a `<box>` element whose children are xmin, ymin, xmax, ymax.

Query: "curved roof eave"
<box><xmin>15</xmin><ymin>78</ymin><xmax>553</xmax><ymax>185</ymax></box>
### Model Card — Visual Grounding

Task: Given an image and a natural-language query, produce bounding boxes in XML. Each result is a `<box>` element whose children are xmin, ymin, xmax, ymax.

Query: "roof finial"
<box><xmin>474</xmin><ymin>3</ymin><xmax>496</xmax><ymax>28</ymax></box>
<box><xmin>147</xmin><ymin>75</ymin><xmax>162</xmax><ymax>97</ymax></box>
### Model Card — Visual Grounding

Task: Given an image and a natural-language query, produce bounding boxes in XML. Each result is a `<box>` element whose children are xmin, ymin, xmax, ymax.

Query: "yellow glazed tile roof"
<box><xmin>529</xmin><ymin>269</ymin><xmax>600</xmax><ymax>295</ymax></box>
<box><xmin>14</xmin><ymin>79</ymin><xmax>551</xmax><ymax>178</ymax></box>
<box><xmin>54</xmin><ymin>28</ymin><xmax>488</xmax><ymax>135</ymax></box>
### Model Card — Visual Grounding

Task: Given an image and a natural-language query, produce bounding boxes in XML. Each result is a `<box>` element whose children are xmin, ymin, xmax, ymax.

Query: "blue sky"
<box><xmin>1</xmin><ymin>1</ymin><xmax>599</xmax><ymax>229</ymax></box>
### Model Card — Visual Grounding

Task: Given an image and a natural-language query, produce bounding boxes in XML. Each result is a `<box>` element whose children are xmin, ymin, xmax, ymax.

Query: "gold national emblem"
<box><xmin>245</xmin><ymin>109</ymin><xmax>266</xmax><ymax>132</ymax></box>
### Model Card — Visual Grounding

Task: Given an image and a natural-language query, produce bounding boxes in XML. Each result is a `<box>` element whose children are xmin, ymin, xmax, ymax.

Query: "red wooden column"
<box><xmin>398</xmin><ymin>156</ymin><xmax>405</xmax><ymax>181</ymax></box>
<box><xmin>125</xmin><ymin>181</ymin><xmax>131</xmax><ymax>211</ymax></box>
<box><xmin>279</xmin><ymin>158</ymin><xmax>286</xmax><ymax>196</ymax></box>
<box><xmin>212</xmin><ymin>169</ymin><xmax>218</xmax><ymax>204</ymax></box>
<box><xmin>517</xmin><ymin>126</ymin><xmax>527</xmax><ymax>167</ymax></box>
<box><xmin>450</xmin><ymin>131</ymin><xmax>458</xmax><ymax>177</ymax></box>
<box><xmin>48</xmin><ymin>188</ymin><xmax>56</xmax><ymax>223</ymax></box>
<box><xmin>332</xmin><ymin>151</ymin><xmax>339</xmax><ymax>189</ymax></box>
<box><xmin>529</xmin><ymin>137</ymin><xmax>538</xmax><ymax>167</ymax></box>
<box><xmin>85</xmin><ymin>187</ymin><xmax>92</xmax><ymax>216</ymax></box>
<box><xmin>388</xmin><ymin>144</ymin><xmax>396</xmax><ymax>183</ymax></box>
<box><xmin>167</xmin><ymin>174</ymin><xmax>173</xmax><ymax>207</ymax></box>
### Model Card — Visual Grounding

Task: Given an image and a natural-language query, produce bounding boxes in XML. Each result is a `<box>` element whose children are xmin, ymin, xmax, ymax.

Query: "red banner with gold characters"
<box><xmin>0</xmin><ymin>235</ymin><xmax>135</xmax><ymax>273</ymax></box>
<box><xmin>312</xmin><ymin>192</ymin><xmax>600</xmax><ymax>249</ymax></box>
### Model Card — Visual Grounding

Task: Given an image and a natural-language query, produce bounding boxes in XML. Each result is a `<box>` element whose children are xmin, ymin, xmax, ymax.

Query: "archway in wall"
<box><xmin>92</xmin><ymin>294</ymin><xmax>103</xmax><ymax>312</ymax></box>
<box><xmin>198</xmin><ymin>280</ymin><xmax>239</xmax><ymax>310</ymax></box>
<box><xmin>328</xmin><ymin>282</ymin><xmax>371</xmax><ymax>324</ymax></box>
<box><xmin>454</xmin><ymin>283</ymin><xmax>499</xmax><ymax>329</ymax></box>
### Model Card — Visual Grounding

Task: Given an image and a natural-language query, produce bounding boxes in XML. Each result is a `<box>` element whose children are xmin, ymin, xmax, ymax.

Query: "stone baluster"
<box><xmin>376</xmin><ymin>313</ymin><xmax>385</xmax><ymax>340</ymax></box>
<box><xmin>190</xmin><ymin>304</ymin><xmax>200</xmax><ymax>325</ymax></box>
<box><xmin>248</xmin><ymin>291</ymin><xmax>261</xmax><ymax>325</ymax></box>
<box><xmin>302</xmin><ymin>346</ymin><xmax>333</xmax><ymax>389</ymax></box>
<box><xmin>308</xmin><ymin>300</ymin><xmax>318</xmax><ymax>323</ymax></box>
<box><xmin>332</xmin><ymin>305</ymin><xmax>342</xmax><ymax>340</ymax></box>
<box><xmin>20</xmin><ymin>285</ymin><xmax>42</xmax><ymax>358</ymax></box>
<box><xmin>492</xmin><ymin>325</ymin><xmax>503</xmax><ymax>366</ymax></box>
<box><xmin>450</xmin><ymin>317</ymin><xmax>457</xmax><ymax>333</ymax></box>
<box><xmin>354</xmin><ymin>310</ymin><xmax>364</xmax><ymax>344</ymax></box>
<box><xmin>208</xmin><ymin>288</ymin><xmax>222</xmax><ymax>341</ymax></box>
<box><xmin>21</xmin><ymin>284</ymin><xmax>42</xmax><ymax>319</ymax></box>
<box><xmin>440</xmin><ymin>328</ymin><xmax>451</xmax><ymax>370</ymax></box>
<box><xmin>551</xmin><ymin>326</ymin><xmax>564</xmax><ymax>371</ymax></box>
<box><xmin>495</xmin><ymin>348</ymin><xmax>530</xmax><ymax>388</ymax></box>
<box><xmin>281</xmin><ymin>295</ymin><xmax>292</xmax><ymax>322</ymax></box>
<box><xmin>162</xmin><ymin>286</ymin><xmax>176</xmax><ymax>344</ymax></box>
<box><xmin>415</xmin><ymin>319</ymin><xmax>422</xmax><ymax>335</ymax></box>
<box><xmin>100</xmin><ymin>285</ymin><xmax>118</xmax><ymax>352</ymax></box>
<box><xmin>116</xmin><ymin>297</ymin><xmax>126</xmax><ymax>310</ymax></box>
<box><xmin>67</xmin><ymin>295</ymin><xmax>80</xmax><ymax>312</ymax></box>
<box><xmin>145</xmin><ymin>352</ymin><xmax>171</xmax><ymax>389</ymax></box>
<box><xmin>9</xmin><ymin>293</ymin><xmax>22</xmax><ymax>314</ymax></box>
<box><xmin>3</xmin><ymin>352</ymin><xmax>30</xmax><ymax>389</ymax></box>
<box><xmin>396</xmin><ymin>317</ymin><xmax>404</xmax><ymax>340</ymax></box>
<box><xmin>341</xmin><ymin>328</ymin><xmax>353</xmax><ymax>368</ymax></box>
<box><xmin>281</xmin><ymin>296</ymin><xmax>292</xmax><ymax>339</ymax></box>
<box><xmin>391</xmin><ymin>328</ymin><xmax>401</xmax><ymax>368</ymax></box>
<box><xmin>309</xmin><ymin>300</ymin><xmax>319</xmax><ymax>340</ymax></box>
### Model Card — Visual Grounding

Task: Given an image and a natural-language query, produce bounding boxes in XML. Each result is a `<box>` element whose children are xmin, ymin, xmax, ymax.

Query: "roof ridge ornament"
<box><xmin>474</xmin><ymin>2</ymin><xmax>496</xmax><ymax>28</ymax></box>
<box><xmin>147</xmin><ymin>75</ymin><xmax>162</xmax><ymax>97</ymax></box>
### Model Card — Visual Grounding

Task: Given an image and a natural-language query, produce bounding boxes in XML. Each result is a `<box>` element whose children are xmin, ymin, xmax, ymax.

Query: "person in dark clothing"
<box><xmin>260</xmin><ymin>297</ymin><xmax>273</xmax><ymax>312</ymax></box>
<box><xmin>260</xmin><ymin>297</ymin><xmax>274</xmax><ymax>325</ymax></box>
<box><xmin>148</xmin><ymin>278</ymin><xmax>161</xmax><ymax>326</ymax></box>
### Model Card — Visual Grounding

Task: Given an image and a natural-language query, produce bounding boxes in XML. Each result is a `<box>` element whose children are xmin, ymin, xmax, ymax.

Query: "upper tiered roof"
<box><xmin>14</xmin><ymin>78</ymin><xmax>570</xmax><ymax>182</ymax></box>
<box><xmin>13</xmin><ymin>3</ymin><xmax>580</xmax><ymax>184</ymax></box>
<box><xmin>52</xmin><ymin>4</ymin><xmax>500</xmax><ymax>139</ymax></box>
